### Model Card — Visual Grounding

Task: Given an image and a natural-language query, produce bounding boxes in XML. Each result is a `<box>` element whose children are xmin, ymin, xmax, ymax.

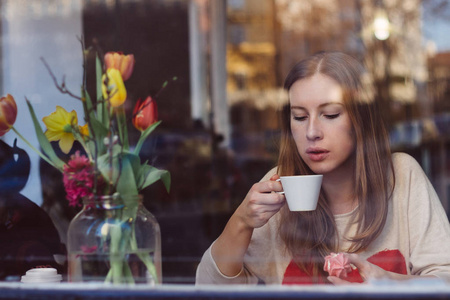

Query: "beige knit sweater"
<box><xmin>196</xmin><ymin>153</ymin><xmax>450</xmax><ymax>284</ymax></box>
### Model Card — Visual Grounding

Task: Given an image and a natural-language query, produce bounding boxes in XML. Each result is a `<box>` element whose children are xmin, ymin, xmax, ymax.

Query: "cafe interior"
<box><xmin>0</xmin><ymin>0</ymin><xmax>449</xmax><ymax>298</ymax></box>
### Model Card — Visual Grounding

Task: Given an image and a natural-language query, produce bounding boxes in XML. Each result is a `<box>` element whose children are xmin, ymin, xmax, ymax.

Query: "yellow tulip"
<box><xmin>43</xmin><ymin>106</ymin><xmax>78</xmax><ymax>154</ymax></box>
<box><xmin>102</xmin><ymin>68</ymin><xmax>127</xmax><ymax>107</ymax></box>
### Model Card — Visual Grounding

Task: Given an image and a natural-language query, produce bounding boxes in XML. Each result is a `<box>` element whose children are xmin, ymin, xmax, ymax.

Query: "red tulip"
<box><xmin>132</xmin><ymin>96</ymin><xmax>158</xmax><ymax>132</ymax></box>
<box><xmin>104</xmin><ymin>52</ymin><xmax>135</xmax><ymax>81</ymax></box>
<box><xmin>0</xmin><ymin>94</ymin><xmax>18</xmax><ymax>136</ymax></box>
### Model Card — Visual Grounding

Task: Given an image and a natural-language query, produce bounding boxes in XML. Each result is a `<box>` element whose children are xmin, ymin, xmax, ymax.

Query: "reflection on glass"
<box><xmin>0</xmin><ymin>0</ymin><xmax>449</xmax><ymax>286</ymax></box>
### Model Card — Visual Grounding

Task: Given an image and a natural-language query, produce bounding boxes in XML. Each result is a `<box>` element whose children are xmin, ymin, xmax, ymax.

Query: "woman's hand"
<box><xmin>327</xmin><ymin>253</ymin><xmax>434</xmax><ymax>284</ymax></box>
<box><xmin>235</xmin><ymin>174</ymin><xmax>285</xmax><ymax>229</ymax></box>
<box><xmin>327</xmin><ymin>253</ymin><xmax>388</xmax><ymax>284</ymax></box>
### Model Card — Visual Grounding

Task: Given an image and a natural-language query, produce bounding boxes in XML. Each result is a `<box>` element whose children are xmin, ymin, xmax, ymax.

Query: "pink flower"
<box><xmin>80</xmin><ymin>245</ymin><xmax>98</xmax><ymax>254</ymax></box>
<box><xmin>324</xmin><ymin>252</ymin><xmax>353</xmax><ymax>278</ymax></box>
<box><xmin>63</xmin><ymin>151</ymin><xmax>103</xmax><ymax>207</ymax></box>
<box><xmin>76</xmin><ymin>245</ymin><xmax>98</xmax><ymax>259</ymax></box>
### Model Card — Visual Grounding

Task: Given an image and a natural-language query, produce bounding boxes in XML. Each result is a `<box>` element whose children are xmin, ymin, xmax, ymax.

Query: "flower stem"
<box><xmin>130</xmin><ymin>230</ymin><xmax>159</xmax><ymax>284</ymax></box>
<box><xmin>11</xmin><ymin>126</ymin><xmax>58</xmax><ymax>169</ymax></box>
<box><xmin>109</xmin><ymin>224</ymin><xmax>126</xmax><ymax>284</ymax></box>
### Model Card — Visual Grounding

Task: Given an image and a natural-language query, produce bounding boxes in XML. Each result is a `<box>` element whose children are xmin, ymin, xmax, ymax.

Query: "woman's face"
<box><xmin>289</xmin><ymin>73</ymin><xmax>355</xmax><ymax>177</ymax></box>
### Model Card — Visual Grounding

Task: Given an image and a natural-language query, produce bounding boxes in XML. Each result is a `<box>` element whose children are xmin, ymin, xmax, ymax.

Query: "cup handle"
<box><xmin>275</xmin><ymin>178</ymin><xmax>284</xmax><ymax>194</ymax></box>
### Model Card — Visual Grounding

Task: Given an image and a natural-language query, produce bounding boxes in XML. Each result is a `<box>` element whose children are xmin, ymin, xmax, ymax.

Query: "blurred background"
<box><xmin>0</xmin><ymin>0</ymin><xmax>449</xmax><ymax>284</ymax></box>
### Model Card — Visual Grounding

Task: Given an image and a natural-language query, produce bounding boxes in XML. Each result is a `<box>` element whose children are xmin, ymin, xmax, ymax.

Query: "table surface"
<box><xmin>0</xmin><ymin>278</ymin><xmax>449</xmax><ymax>300</ymax></box>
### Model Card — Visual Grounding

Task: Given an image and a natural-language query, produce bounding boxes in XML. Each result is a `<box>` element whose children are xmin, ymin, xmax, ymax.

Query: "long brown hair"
<box><xmin>278</xmin><ymin>51</ymin><xmax>394</xmax><ymax>279</ymax></box>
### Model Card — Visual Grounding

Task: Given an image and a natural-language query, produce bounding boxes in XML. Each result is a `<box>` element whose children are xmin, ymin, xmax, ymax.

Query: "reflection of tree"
<box><xmin>275</xmin><ymin>0</ymin><xmax>363</xmax><ymax>77</ymax></box>
<box><xmin>423</xmin><ymin>0</ymin><xmax>450</xmax><ymax>115</ymax></box>
<box><xmin>423</xmin><ymin>0</ymin><xmax>450</xmax><ymax>20</ymax></box>
<box><xmin>274</xmin><ymin>0</ymin><xmax>443</xmax><ymax>127</ymax></box>
<box><xmin>428</xmin><ymin>53</ymin><xmax>450</xmax><ymax>114</ymax></box>
<box><xmin>359</xmin><ymin>0</ymin><xmax>428</xmax><ymax>127</ymax></box>
<box><xmin>227</xmin><ymin>0</ymin><xmax>278</xmax><ymax>91</ymax></box>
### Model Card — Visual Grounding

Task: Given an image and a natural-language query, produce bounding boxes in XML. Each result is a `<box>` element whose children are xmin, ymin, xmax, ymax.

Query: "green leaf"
<box><xmin>82</xmin><ymin>91</ymin><xmax>105</xmax><ymax>155</ymax></box>
<box><xmin>139</xmin><ymin>165</ymin><xmax>171</xmax><ymax>193</ymax></box>
<box><xmin>135</xmin><ymin>160</ymin><xmax>149</xmax><ymax>188</ymax></box>
<box><xmin>116</xmin><ymin>107</ymin><xmax>129</xmax><ymax>150</ymax></box>
<box><xmin>89</xmin><ymin>116</ymin><xmax>109</xmax><ymax>154</ymax></box>
<box><xmin>11</xmin><ymin>127</ymin><xmax>58</xmax><ymax>169</ymax></box>
<box><xmin>133</xmin><ymin>120</ymin><xmax>161</xmax><ymax>156</ymax></box>
<box><xmin>83</xmin><ymin>89</ymin><xmax>95</xmax><ymax>121</ymax></box>
<box><xmin>25</xmin><ymin>100</ymin><xmax>65</xmax><ymax>170</ymax></box>
<box><xmin>98</xmin><ymin>150</ymin><xmax>139</xmax><ymax>197</ymax></box>
<box><xmin>97</xmin><ymin>144</ymin><xmax>121</xmax><ymax>184</ymax></box>
<box><xmin>116</xmin><ymin>154</ymin><xmax>138</xmax><ymax>196</ymax></box>
<box><xmin>96</xmin><ymin>55</ymin><xmax>109</xmax><ymax>126</ymax></box>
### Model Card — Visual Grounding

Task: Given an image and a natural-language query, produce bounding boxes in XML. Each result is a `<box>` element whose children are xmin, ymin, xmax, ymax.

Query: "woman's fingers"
<box><xmin>248</xmin><ymin>190</ymin><xmax>285</xmax><ymax>205</ymax></box>
<box><xmin>251</xmin><ymin>179</ymin><xmax>284</xmax><ymax>194</ymax></box>
<box><xmin>346</xmin><ymin>253</ymin><xmax>371</xmax><ymax>281</ymax></box>
<box><xmin>345</xmin><ymin>253</ymin><xmax>388</xmax><ymax>281</ymax></box>
<box><xmin>327</xmin><ymin>276</ymin><xmax>355</xmax><ymax>285</ymax></box>
<box><xmin>238</xmin><ymin>178</ymin><xmax>286</xmax><ymax>228</ymax></box>
<box><xmin>327</xmin><ymin>254</ymin><xmax>368</xmax><ymax>285</ymax></box>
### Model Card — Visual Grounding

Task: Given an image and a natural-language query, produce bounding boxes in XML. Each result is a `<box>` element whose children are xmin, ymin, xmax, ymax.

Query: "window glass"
<box><xmin>0</xmin><ymin>0</ymin><xmax>449</xmax><ymax>285</ymax></box>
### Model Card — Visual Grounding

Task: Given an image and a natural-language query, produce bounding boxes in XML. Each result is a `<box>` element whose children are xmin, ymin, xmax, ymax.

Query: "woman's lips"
<box><xmin>306</xmin><ymin>148</ymin><xmax>329</xmax><ymax>162</ymax></box>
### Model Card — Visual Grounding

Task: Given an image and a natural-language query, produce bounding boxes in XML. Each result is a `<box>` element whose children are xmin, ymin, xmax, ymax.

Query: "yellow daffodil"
<box><xmin>43</xmin><ymin>106</ymin><xmax>78</xmax><ymax>154</ymax></box>
<box><xmin>79</xmin><ymin>124</ymin><xmax>89</xmax><ymax>137</ymax></box>
<box><xmin>102</xmin><ymin>68</ymin><xmax>127</xmax><ymax>107</ymax></box>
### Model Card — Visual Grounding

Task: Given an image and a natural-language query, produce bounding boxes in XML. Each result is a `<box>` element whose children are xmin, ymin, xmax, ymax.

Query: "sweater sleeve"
<box><xmin>399</xmin><ymin>153</ymin><xmax>450</xmax><ymax>281</ymax></box>
<box><xmin>195</xmin><ymin>167</ymin><xmax>279</xmax><ymax>285</ymax></box>
<box><xmin>195</xmin><ymin>213</ymin><xmax>289</xmax><ymax>285</ymax></box>
<box><xmin>195</xmin><ymin>241</ymin><xmax>259</xmax><ymax>285</ymax></box>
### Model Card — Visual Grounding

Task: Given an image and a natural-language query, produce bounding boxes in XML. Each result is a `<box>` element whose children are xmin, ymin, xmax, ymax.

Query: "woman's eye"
<box><xmin>293</xmin><ymin>116</ymin><xmax>307</xmax><ymax>121</ymax></box>
<box><xmin>324</xmin><ymin>113</ymin><xmax>340</xmax><ymax>119</ymax></box>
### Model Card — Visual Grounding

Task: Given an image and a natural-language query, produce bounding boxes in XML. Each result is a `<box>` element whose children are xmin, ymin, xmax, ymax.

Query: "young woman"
<box><xmin>196</xmin><ymin>51</ymin><xmax>450</xmax><ymax>285</ymax></box>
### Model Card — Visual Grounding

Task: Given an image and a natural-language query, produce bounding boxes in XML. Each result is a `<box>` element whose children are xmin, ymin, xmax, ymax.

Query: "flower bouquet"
<box><xmin>0</xmin><ymin>47</ymin><xmax>172</xmax><ymax>284</ymax></box>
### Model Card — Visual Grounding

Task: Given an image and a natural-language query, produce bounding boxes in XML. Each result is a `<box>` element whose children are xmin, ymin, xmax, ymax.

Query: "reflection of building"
<box><xmin>225</xmin><ymin>0</ymin><xmax>365</xmax><ymax>161</ymax></box>
<box><xmin>224</xmin><ymin>0</ymin><xmax>450</xmax><ymax>212</ymax></box>
<box><xmin>276</xmin><ymin>0</ymin><xmax>364</xmax><ymax>76</ymax></box>
<box><xmin>359</xmin><ymin>1</ymin><xmax>450</xmax><ymax>211</ymax></box>
<box><xmin>227</xmin><ymin>0</ymin><xmax>277</xmax><ymax>91</ymax></box>
<box><xmin>427</xmin><ymin>52</ymin><xmax>450</xmax><ymax>211</ymax></box>
<box><xmin>360</xmin><ymin>0</ymin><xmax>429</xmax><ymax>124</ymax></box>
<box><xmin>226</xmin><ymin>0</ymin><xmax>282</xmax><ymax>162</ymax></box>
<box><xmin>227</xmin><ymin>0</ymin><xmax>431</xmax><ymax>125</ymax></box>
<box><xmin>428</xmin><ymin>52</ymin><xmax>450</xmax><ymax>113</ymax></box>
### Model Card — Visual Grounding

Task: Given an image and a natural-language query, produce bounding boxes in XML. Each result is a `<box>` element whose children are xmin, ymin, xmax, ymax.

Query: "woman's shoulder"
<box><xmin>390</xmin><ymin>152</ymin><xmax>434</xmax><ymax>200</ymax></box>
<box><xmin>391</xmin><ymin>152</ymin><xmax>423</xmax><ymax>173</ymax></box>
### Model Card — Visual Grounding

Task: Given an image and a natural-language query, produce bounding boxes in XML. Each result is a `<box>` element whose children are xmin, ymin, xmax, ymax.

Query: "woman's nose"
<box><xmin>306</xmin><ymin>118</ymin><xmax>323</xmax><ymax>141</ymax></box>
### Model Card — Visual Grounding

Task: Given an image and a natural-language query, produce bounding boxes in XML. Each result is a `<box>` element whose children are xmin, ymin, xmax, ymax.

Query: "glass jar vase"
<box><xmin>67</xmin><ymin>194</ymin><xmax>161</xmax><ymax>284</ymax></box>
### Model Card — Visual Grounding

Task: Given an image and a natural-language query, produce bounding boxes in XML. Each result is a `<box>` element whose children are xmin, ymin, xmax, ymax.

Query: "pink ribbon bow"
<box><xmin>324</xmin><ymin>252</ymin><xmax>353</xmax><ymax>278</ymax></box>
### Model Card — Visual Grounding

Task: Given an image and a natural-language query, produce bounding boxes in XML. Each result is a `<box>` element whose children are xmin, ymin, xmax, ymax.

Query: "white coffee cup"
<box><xmin>278</xmin><ymin>175</ymin><xmax>323</xmax><ymax>211</ymax></box>
<box><xmin>21</xmin><ymin>268</ymin><xmax>62</xmax><ymax>283</ymax></box>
